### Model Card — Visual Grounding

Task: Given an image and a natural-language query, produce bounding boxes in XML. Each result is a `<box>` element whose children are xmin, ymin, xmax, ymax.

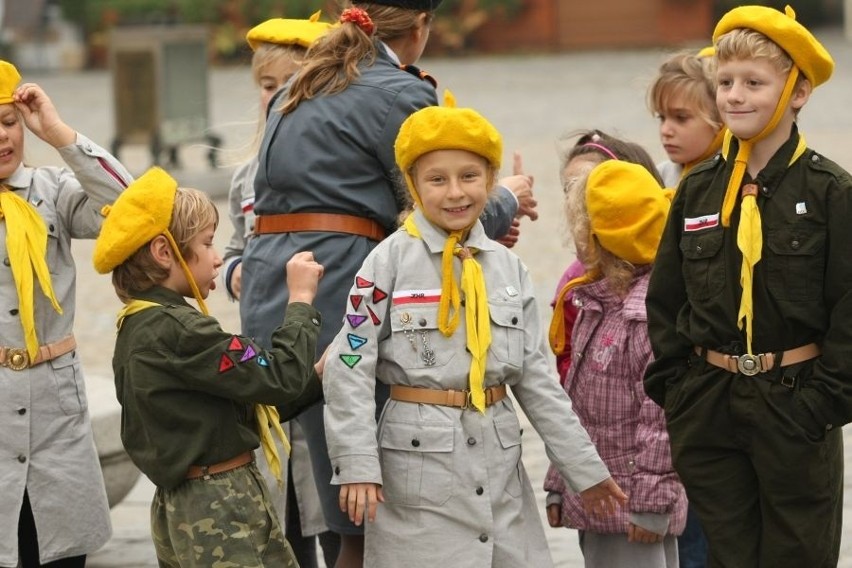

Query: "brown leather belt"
<box><xmin>696</xmin><ymin>343</ymin><xmax>820</xmax><ymax>377</ymax></box>
<box><xmin>0</xmin><ymin>335</ymin><xmax>77</xmax><ymax>371</ymax></box>
<box><xmin>186</xmin><ymin>451</ymin><xmax>254</xmax><ymax>480</ymax></box>
<box><xmin>390</xmin><ymin>384</ymin><xmax>507</xmax><ymax>410</ymax></box>
<box><xmin>254</xmin><ymin>213</ymin><xmax>386</xmax><ymax>242</ymax></box>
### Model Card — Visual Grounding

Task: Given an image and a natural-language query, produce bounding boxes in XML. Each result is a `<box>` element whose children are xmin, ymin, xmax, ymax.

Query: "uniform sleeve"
<box><xmin>799</xmin><ymin>168</ymin><xmax>852</xmax><ymax>430</ymax></box>
<box><xmin>222</xmin><ymin>160</ymin><xmax>255</xmax><ymax>299</ymax></box>
<box><xmin>323</xmin><ymin>247</ymin><xmax>394</xmax><ymax>487</ymax></box>
<box><xmin>507</xmin><ymin>262</ymin><xmax>610</xmax><ymax>493</ymax></box>
<box><xmin>629</xmin><ymin>325</ymin><xmax>682</xmax><ymax>518</ymax></box>
<box><xmin>136</xmin><ymin>302</ymin><xmax>323</xmax><ymax>409</ymax></box>
<box><xmin>644</xmin><ymin>188</ymin><xmax>692</xmax><ymax>407</ymax></box>
<box><xmin>479</xmin><ymin>185</ymin><xmax>518</xmax><ymax>239</ymax></box>
<box><xmin>54</xmin><ymin>132</ymin><xmax>133</xmax><ymax>239</ymax></box>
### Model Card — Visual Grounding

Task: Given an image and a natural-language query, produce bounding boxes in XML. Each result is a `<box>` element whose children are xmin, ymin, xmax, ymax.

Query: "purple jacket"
<box><xmin>544</xmin><ymin>268</ymin><xmax>687</xmax><ymax>535</ymax></box>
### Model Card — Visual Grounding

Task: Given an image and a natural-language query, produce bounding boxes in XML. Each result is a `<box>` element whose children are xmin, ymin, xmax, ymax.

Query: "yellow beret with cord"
<box><xmin>0</xmin><ymin>60</ymin><xmax>22</xmax><ymax>104</ymax></box>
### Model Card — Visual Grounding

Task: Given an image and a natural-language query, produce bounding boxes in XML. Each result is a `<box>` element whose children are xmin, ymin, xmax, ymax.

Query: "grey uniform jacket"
<box><xmin>323</xmin><ymin>209</ymin><xmax>609</xmax><ymax>568</ymax></box>
<box><xmin>0</xmin><ymin>134</ymin><xmax>130</xmax><ymax>566</ymax></box>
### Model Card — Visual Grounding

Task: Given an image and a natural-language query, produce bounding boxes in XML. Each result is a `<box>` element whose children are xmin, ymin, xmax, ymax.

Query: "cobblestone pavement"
<box><xmin>18</xmin><ymin>27</ymin><xmax>852</xmax><ymax>567</ymax></box>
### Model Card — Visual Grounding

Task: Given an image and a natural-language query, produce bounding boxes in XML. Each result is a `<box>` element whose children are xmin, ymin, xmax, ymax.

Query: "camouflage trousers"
<box><xmin>151</xmin><ymin>462</ymin><xmax>299</xmax><ymax>568</ymax></box>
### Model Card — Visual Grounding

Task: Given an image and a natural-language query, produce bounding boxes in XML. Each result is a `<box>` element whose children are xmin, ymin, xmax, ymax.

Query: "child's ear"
<box><xmin>148</xmin><ymin>235</ymin><xmax>174</xmax><ymax>269</ymax></box>
<box><xmin>791</xmin><ymin>78</ymin><xmax>812</xmax><ymax>112</ymax></box>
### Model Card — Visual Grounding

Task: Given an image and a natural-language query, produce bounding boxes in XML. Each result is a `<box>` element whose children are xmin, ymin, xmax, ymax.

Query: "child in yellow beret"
<box><xmin>321</xmin><ymin>94</ymin><xmax>626</xmax><ymax>568</ymax></box>
<box><xmin>221</xmin><ymin>13</ymin><xmax>340</xmax><ymax>567</ymax></box>
<box><xmin>543</xmin><ymin>159</ymin><xmax>684</xmax><ymax>568</ymax></box>
<box><xmin>644</xmin><ymin>5</ymin><xmax>851</xmax><ymax>566</ymax></box>
<box><xmin>92</xmin><ymin>167</ymin><xmax>326</xmax><ymax>567</ymax></box>
<box><xmin>0</xmin><ymin>59</ymin><xmax>133</xmax><ymax>566</ymax></box>
<box><xmin>647</xmin><ymin>48</ymin><xmax>724</xmax><ymax>187</ymax></box>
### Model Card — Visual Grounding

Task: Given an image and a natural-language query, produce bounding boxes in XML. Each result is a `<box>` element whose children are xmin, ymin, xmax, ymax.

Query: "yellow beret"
<box><xmin>586</xmin><ymin>161</ymin><xmax>673</xmax><ymax>266</ymax></box>
<box><xmin>713</xmin><ymin>5</ymin><xmax>833</xmax><ymax>87</ymax></box>
<box><xmin>93</xmin><ymin>167</ymin><xmax>178</xmax><ymax>274</ymax></box>
<box><xmin>0</xmin><ymin>60</ymin><xmax>21</xmax><ymax>105</ymax></box>
<box><xmin>395</xmin><ymin>91</ymin><xmax>502</xmax><ymax>206</ymax></box>
<box><xmin>246</xmin><ymin>11</ymin><xmax>334</xmax><ymax>51</ymax></box>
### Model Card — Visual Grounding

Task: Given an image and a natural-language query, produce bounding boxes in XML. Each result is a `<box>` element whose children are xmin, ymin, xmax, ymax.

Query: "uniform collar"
<box><xmin>4</xmin><ymin>164</ymin><xmax>33</xmax><ymax>191</ymax></box>
<box><xmin>134</xmin><ymin>285</ymin><xmax>194</xmax><ymax>310</ymax></box>
<box><xmin>412</xmin><ymin>208</ymin><xmax>496</xmax><ymax>254</ymax></box>
<box><xmin>728</xmin><ymin>124</ymin><xmax>802</xmax><ymax>199</ymax></box>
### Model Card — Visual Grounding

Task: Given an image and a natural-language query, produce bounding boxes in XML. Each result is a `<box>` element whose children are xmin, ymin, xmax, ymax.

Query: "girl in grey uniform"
<box><xmin>323</xmin><ymin>95</ymin><xmax>626</xmax><ymax>567</ymax></box>
<box><xmin>0</xmin><ymin>61</ymin><xmax>131</xmax><ymax>567</ymax></box>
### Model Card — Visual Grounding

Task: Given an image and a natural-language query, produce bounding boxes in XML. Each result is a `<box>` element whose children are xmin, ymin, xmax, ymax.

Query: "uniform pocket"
<box><xmin>389</xmin><ymin>306</ymin><xmax>456</xmax><ymax>369</ymax></box>
<box><xmin>679</xmin><ymin>229</ymin><xmax>725</xmax><ymax>300</ymax></box>
<box><xmin>488</xmin><ymin>300</ymin><xmax>524</xmax><ymax>367</ymax></box>
<box><xmin>379</xmin><ymin>422</ymin><xmax>455</xmax><ymax>506</ymax></box>
<box><xmin>493</xmin><ymin>417</ymin><xmax>523</xmax><ymax>498</ymax></box>
<box><xmin>765</xmin><ymin>228</ymin><xmax>825</xmax><ymax>301</ymax></box>
<box><xmin>49</xmin><ymin>351</ymin><xmax>87</xmax><ymax>415</ymax></box>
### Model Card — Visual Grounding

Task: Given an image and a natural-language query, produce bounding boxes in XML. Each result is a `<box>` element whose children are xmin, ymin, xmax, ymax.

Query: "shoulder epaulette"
<box><xmin>400</xmin><ymin>64</ymin><xmax>437</xmax><ymax>88</ymax></box>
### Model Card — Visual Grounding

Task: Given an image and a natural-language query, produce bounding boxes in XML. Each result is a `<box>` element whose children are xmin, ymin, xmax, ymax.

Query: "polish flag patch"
<box><xmin>240</xmin><ymin>197</ymin><xmax>254</xmax><ymax>214</ymax></box>
<box><xmin>392</xmin><ymin>289</ymin><xmax>441</xmax><ymax>305</ymax></box>
<box><xmin>684</xmin><ymin>213</ymin><xmax>720</xmax><ymax>232</ymax></box>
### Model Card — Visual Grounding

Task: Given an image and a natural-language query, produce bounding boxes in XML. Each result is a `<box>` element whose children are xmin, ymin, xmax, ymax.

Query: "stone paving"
<box><xmin>18</xmin><ymin>27</ymin><xmax>852</xmax><ymax>567</ymax></box>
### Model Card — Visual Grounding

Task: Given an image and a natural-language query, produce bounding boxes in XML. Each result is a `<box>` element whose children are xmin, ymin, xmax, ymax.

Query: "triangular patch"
<box><xmin>227</xmin><ymin>336</ymin><xmax>243</xmax><ymax>351</ymax></box>
<box><xmin>340</xmin><ymin>354</ymin><xmax>362</xmax><ymax>369</ymax></box>
<box><xmin>355</xmin><ymin>276</ymin><xmax>373</xmax><ymax>289</ymax></box>
<box><xmin>219</xmin><ymin>354</ymin><xmax>235</xmax><ymax>373</ymax></box>
<box><xmin>347</xmin><ymin>334</ymin><xmax>368</xmax><ymax>350</ymax></box>
<box><xmin>372</xmin><ymin>287</ymin><xmax>388</xmax><ymax>304</ymax></box>
<box><xmin>346</xmin><ymin>314</ymin><xmax>368</xmax><ymax>328</ymax></box>
<box><xmin>240</xmin><ymin>345</ymin><xmax>257</xmax><ymax>363</ymax></box>
<box><xmin>367</xmin><ymin>306</ymin><xmax>381</xmax><ymax>325</ymax></box>
<box><xmin>350</xmin><ymin>294</ymin><xmax>363</xmax><ymax>310</ymax></box>
<box><xmin>256</xmin><ymin>356</ymin><xmax>269</xmax><ymax>367</ymax></box>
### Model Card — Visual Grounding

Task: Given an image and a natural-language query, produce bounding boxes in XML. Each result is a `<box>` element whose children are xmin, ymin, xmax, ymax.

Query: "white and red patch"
<box><xmin>392</xmin><ymin>289</ymin><xmax>441</xmax><ymax>306</ymax></box>
<box><xmin>684</xmin><ymin>213</ymin><xmax>719</xmax><ymax>232</ymax></box>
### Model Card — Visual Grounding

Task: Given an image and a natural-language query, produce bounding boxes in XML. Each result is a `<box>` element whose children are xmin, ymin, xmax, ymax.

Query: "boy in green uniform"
<box><xmin>92</xmin><ymin>167</ymin><xmax>325</xmax><ymax>567</ymax></box>
<box><xmin>644</xmin><ymin>5</ymin><xmax>850</xmax><ymax>567</ymax></box>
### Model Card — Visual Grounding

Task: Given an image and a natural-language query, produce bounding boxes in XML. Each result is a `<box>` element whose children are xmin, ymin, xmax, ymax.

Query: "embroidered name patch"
<box><xmin>392</xmin><ymin>289</ymin><xmax>441</xmax><ymax>305</ymax></box>
<box><xmin>684</xmin><ymin>213</ymin><xmax>720</xmax><ymax>232</ymax></box>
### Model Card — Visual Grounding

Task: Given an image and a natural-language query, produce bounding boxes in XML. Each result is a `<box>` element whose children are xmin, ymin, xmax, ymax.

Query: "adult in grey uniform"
<box><xmin>239</xmin><ymin>1</ymin><xmax>532</xmax><ymax>566</ymax></box>
<box><xmin>0</xmin><ymin>65</ymin><xmax>131</xmax><ymax>566</ymax></box>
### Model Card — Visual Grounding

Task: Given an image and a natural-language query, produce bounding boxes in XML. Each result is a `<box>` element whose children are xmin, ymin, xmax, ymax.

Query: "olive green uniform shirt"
<box><xmin>645</xmin><ymin>127</ymin><xmax>852</xmax><ymax>433</ymax></box>
<box><xmin>113</xmin><ymin>286</ymin><xmax>323</xmax><ymax>490</ymax></box>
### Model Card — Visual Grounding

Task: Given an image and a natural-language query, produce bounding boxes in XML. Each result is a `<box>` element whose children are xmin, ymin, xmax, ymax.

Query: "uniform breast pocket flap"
<box><xmin>765</xmin><ymin>229</ymin><xmax>825</xmax><ymax>301</ymax></box>
<box><xmin>679</xmin><ymin>229</ymin><xmax>725</xmax><ymax>300</ymax></box>
<box><xmin>488</xmin><ymin>301</ymin><xmax>524</xmax><ymax>367</ymax></box>
<box><xmin>379</xmin><ymin>421</ymin><xmax>455</xmax><ymax>506</ymax></box>
<box><xmin>389</xmin><ymin>305</ymin><xmax>455</xmax><ymax>369</ymax></box>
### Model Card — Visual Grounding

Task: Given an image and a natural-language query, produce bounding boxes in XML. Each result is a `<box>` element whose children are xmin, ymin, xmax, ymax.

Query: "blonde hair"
<box><xmin>648</xmin><ymin>51</ymin><xmax>722</xmax><ymax>132</ymax></box>
<box><xmin>563</xmin><ymin>161</ymin><xmax>635</xmax><ymax>298</ymax></box>
<box><xmin>112</xmin><ymin>188</ymin><xmax>219</xmax><ymax>302</ymax></box>
<box><xmin>279</xmin><ymin>3</ymin><xmax>432</xmax><ymax>115</ymax></box>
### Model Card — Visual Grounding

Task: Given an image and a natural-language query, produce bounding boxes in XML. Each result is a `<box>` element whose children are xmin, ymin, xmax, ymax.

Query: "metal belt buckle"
<box><xmin>6</xmin><ymin>348</ymin><xmax>30</xmax><ymax>371</ymax></box>
<box><xmin>460</xmin><ymin>390</ymin><xmax>472</xmax><ymax>410</ymax></box>
<box><xmin>736</xmin><ymin>354</ymin><xmax>761</xmax><ymax>376</ymax></box>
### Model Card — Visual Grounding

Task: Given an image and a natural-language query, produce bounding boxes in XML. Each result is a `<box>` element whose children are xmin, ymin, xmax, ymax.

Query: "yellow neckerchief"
<box><xmin>115</xmin><ymin>274</ymin><xmax>290</xmax><ymax>485</ymax></box>
<box><xmin>0</xmin><ymin>185</ymin><xmax>62</xmax><ymax>360</ymax></box>
<box><xmin>547</xmin><ymin>269</ymin><xmax>600</xmax><ymax>355</ymax></box>
<box><xmin>402</xmin><ymin>213</ymin><xmax>491</xmax><ymax>412</ymax></box>
<box><xmin>719</xmin><ymin>66</ymin><xmax>802</xmax><ymax>355</ymax></box>
<box><xmin>681</xmin><ymin>127</ymin><xmax>726</xmax><ymax>179</ymax></box>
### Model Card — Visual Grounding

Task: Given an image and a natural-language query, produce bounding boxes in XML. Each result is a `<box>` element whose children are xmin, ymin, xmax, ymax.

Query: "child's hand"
<box><xmin>230</xmin><ymin>263</ymin><xmax>242</xmax><ymax>299</ymax></box>
<box><xmin>314</xmin><ymin>345</ymin><xmax>330</xmax><ymax>381</ymax></box>
<box><xmin>627</xmin><ymin>523</ymin><xmax>664</xmax><ymax>544</ymax></box>
<box><xmin>286</xmin><ymin>251</ymin><xmax>324</xmax><ymax>304</ymax></box>
<box><xmin>579</xmin><ymin>477</ymin><xmax>628</xmax><ymax>518</ymax></box>
<box><xmin>498</xmin><ymin>152</ymin><xmax>538</xmax><ymax>221</ymax></box>
<box><xmin>496</xmin><ymin>219</ymin><xmax>521</xmax><ymax>248</ymax></box>
<box><xmin>546</xmin><ymin>503</ymin><xmax>562</xmax><ymax>527</ymax></box>
<box><xmin>13</xmin><ymin>83</ymin><xmax>75</xmax><ymax>148</ymax></box>
<box><xmin>339</xmin><ymin>482</ymin><xmax>384</xmax><ymax>526</ymax></box>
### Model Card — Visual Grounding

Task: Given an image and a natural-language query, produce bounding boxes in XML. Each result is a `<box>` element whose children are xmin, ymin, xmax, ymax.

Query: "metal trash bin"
<box><xmin>108</xmin><ymin>25</ymin><xmax>220</xmax><ymax>168</ymax></box>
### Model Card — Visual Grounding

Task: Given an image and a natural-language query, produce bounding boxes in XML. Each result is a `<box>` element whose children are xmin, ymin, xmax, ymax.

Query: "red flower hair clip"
<box><xmin>340</xmin><ymin>7</ymin><xmax>375</xmax><ymax>36</ymax></box>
